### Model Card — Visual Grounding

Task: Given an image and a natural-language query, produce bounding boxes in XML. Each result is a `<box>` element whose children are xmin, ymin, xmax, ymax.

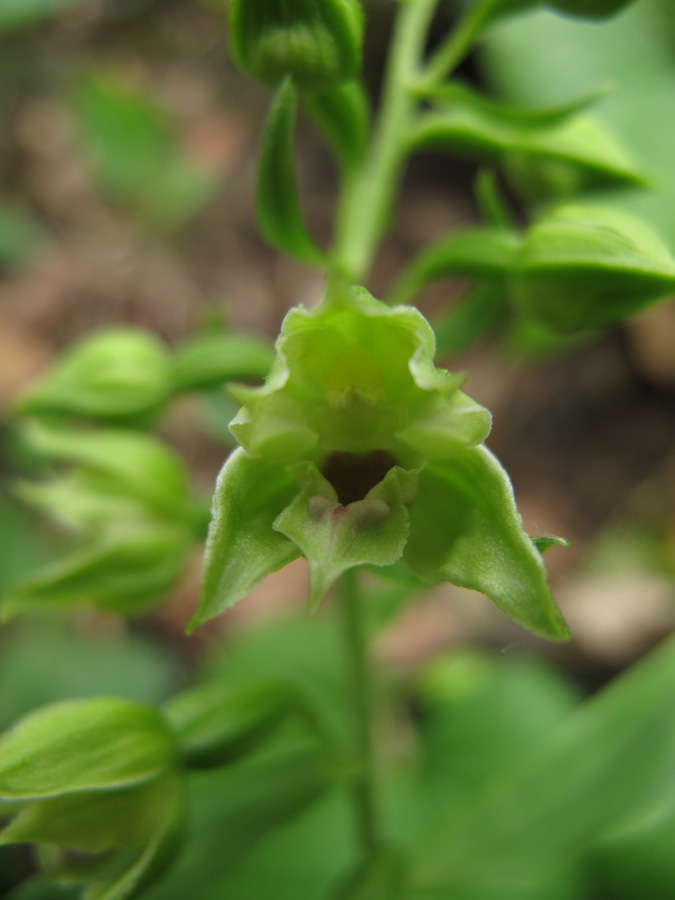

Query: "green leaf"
<box><xmin>74</xmin><ymin>73</ymin><xmax>216</xmax><ymax>231</ymax></box>
<box><xmin>0</xmin><ymin>779</ymin><xmax>168</xmax><ymax>853</ymax></box>
<box><xmin>388</xmin><ymin>228</ymin><xmax>520</xmax><ymax>306</ymax></box>
<box><xmin>190</xmin><ymin>449</ymin><xmax>300</xmax><ymax>631</ymax></box>
<box><xmin>165</xmin><ymin>679</ymin><xmax>297</xmax><ymax>769</ymax></box>
<box><xmin>474</xmin><ymin>169</ymin><xmax>514</xmax><ymax>229</ymax></box>
<box><xmin>20</xmin><ymin>422</ymin><xmax>191</xmax><ymax>520</ymax></box>
<box><xmin>589</xmin><ymin>800</ymin><xmax>675</xmax><ymax>900</ymax></box>
<box><xmin>0</xmin><ymin>698</ymin><xmax>175</xmax><ymax>801</ymax></box>
<box><xmin>203</xmin><ymin>615</ymin><xmax>351</xmax><ymax>750</ymax></box>
<box><xmin>35</xmin><ymin>845</ymin><xmax>119</xmax><ymax>889</ymax></box>
<box><xmin>2</xmin><ymin>878</ymin><xmax>79</xmax><ymax>900</ymax></box>
<box><xmin>84</xmin><ymin>779</ymin><xmax>184</xmax><ymax>900</ymax></box>
<box><xmin>415</xmin><ymin>651</ymin><xmax>579</xmax><ymax>812</ymax></box>
<box><xmin>303</xmin><ymin>80</ymin><xmax>369</xmax><ymax>174</ymax></box>
<box><xmin>424</xmin><ymin>85</ymin><xmax>608</xmax><ymax>204</ymax></box>
<box><xmin>0</xmin><ymin>203</ymin><xmax>48</xmax><ymax>268</ymax></box>
<box><xmin>0</xmin><ymin>620</ymin><xmax>176</xmax><ymax>731</ymax></box>
<box><xmin>140</xmin><ymin>744</ymin><xmax>335</xmax><ymax>900</ymax></box>
<box><xmin>431</xmin><ymin>281</ymin><xmax>506</xmax><ymax>358</ymax></box>
<box><xmin>139</xmin><ymin>618</ymin><xmax>352</xmax><ymax>900</ymax></box>
<box><xmin>166</xmin><ymin>776</ymin><xmax>351</xmax><ymax>900</ymax></box>
<box><xmin>414</xmin><ymin>632</ymin><xmax>675</xmax><ymax>893</ymax></box>
<box><xmin>483</xmin><ymin>0</ymin><xmax>543</xmax><ymax>23</ymax></box>
<box><xmin>256</xmin><ymin>79</ymin><xmax>326</xmax><ymax>265</ymax></box>
<box><xmin>399</xmin><ymin>652</ymin><xmax>585</xmax><ymax>899</ymax></box>
<box><xmin>410</xmin><ymin>89</ymin><xmax>645</xmax><ymax>193</ymax></box>
<box><xmin>419</xmin><ymin>81</ymin><xmax>607</xmax><ymax>130</ymax></box>
<box><xmin>0</xmin><ymin>0</ymin><xmax>84</xmax><ymax>30</ymax></box>
<box><xmin>138</xmin><ymin>161</ymin><xmax>217</xmax><ymax>234</ymax></box>
<box><xmin>481</xmin><ymin>0</ymin><xmax>675</xmax><ymax>242</ymax></box>
<box><xmin>170</xmin><ymin>333</ymin><xmax>274</xmax><ymax>392</ymax></box>
<box><xmin>18</xmin><ymin>329</ymin><xmax>171</xmax><ymax>421</ymax></box>
<box><xmin>501</xmin><ymin>313</ymin><xmax>589</xmax><ymax>359</ymax></box>
<box><xmin>419</xmin><ymin>0</ymin><xmax>541</xmax><ymax>90</ymax></box>
<box><xmin>229</xmin><ymin>0</ymin><xmax>364</xmax><ymax>90</ymax></box>
<box><xmin>532</xmin><ymin>534</ymin><xmax>569</xmax><ymax>553</ymax></box>
<box><xmin>15</xmin><ymin>472</ymin><xmax>158</xmax><ymax>536</ymax></box>
<box><xmin>195</xmin><ymin>387</ymin><xmax>240</xmax><ymax>447</ymax></box>
<box><xmin>274</xmin><ymin>462</ymin><xmax>417</xmax><ymax>611</ymax></box>
<box><xmin>530</xmin><ymin>113</ymin><xmax>647</xmax><ymax>190</ymax></box>
<box><xmin>331</xmin><ymin>847</ymin><xmax>408</xmax><ymax>900</ymax></box>
<box><xmin>0</xmin><ymin>492</ymin><xmax>52</xmax><ymax>597</ymax></box>
<box><xmin>548</xmin><ymin>0</ymin><xmax>636</xmax><ymax>19</ymax></box>
<box><xmin>511</xmin><ymin>204</ymin><xmax>675</xmax><ymax>331</ymax></box>
<box><xmin>2</xmin><ymin>523</ymin><xmax>191</xmax><ymax>618</ymax></box>
<box><xmin>404</xmin><ymin>447</ymin><xmax>568</xmax><ymax>641</ymax></box>
<box><xmin>500</xmin><ymin>119</ymin><xmax>649</xmax><ymax>202</ymax></box>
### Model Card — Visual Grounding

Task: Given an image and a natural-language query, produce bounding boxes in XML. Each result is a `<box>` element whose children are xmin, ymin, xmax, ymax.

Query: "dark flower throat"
<box><xmin>321</xmin><ymin>450</ymin><xmax>398</xmax><ymax>506</ymax></box>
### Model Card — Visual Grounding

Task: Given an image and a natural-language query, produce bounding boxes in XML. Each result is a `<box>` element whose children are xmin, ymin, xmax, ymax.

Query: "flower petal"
<box><xmin>228</xmin><ymin>279</ymin><xmax>489</xmax><ymax>467</ymax></box>
<box><xmin>396</xmin><ymin>388</ymin><xmax>492</xmax><ymax>460</ymax></box>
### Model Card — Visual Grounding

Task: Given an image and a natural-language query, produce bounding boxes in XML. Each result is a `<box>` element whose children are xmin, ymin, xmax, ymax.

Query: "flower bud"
<box><xmin>511</xmin><ymin>205</ymin><xmax>675</xmax><ymax>333</ymax></box>
<box><xmin>0</xmin><ymin>698</ymin><xmax>183</xmax><ymax>900</ymax></box>
<box><xmin>18</xmin><ymin>329</ymin><xmax>171</xmax><ymax>421</ymax></box>
<box><xmin>230</xmin><ymin>0</ymin><xmax>364</xmax><ymax>90</ymax></box>
<box><xmin>5</xmin><ymin>424</ymin><xmax>197</xmax><ymax>619</ymax></box>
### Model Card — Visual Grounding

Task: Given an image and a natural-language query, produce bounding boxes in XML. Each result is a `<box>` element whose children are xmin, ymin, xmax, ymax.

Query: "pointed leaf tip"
<box><xmin>256</xmin><ymin>79</ymin><xmax>326</xmax><ymax>266</ymax></box>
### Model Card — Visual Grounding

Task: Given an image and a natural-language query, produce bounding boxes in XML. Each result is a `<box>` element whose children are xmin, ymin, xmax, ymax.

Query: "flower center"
<box><xmin>321</xmin><ymin>450</ymin><xmax>398</xmax><ymax>505</ymax></box>
<box><xmin>325</xmin><ymin>347</ymin><xmax>384</xmax><ymax>409</ymax></box>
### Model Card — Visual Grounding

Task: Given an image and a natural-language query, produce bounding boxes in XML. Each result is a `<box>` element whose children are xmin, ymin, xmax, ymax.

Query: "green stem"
<box><xmin>340</xmin><ymin>568</ymin><xmax>379</xmax><ymax>856</ymax></box>
<box><xmin>419</xmin><ymin>0</ymin><xmax>499</xmax><ymax>88</ymax></box>
<box><xmin>332</xmin><ymin>0</ymin><xmax>439</xmax><ymax>283</ymax></box>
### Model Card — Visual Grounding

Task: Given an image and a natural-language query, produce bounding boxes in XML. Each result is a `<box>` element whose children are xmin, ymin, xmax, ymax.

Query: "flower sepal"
<box><xmin>403</xmin><ymin>446</ymin><xmax>569</xmax><ymax>642</ymax></box>
<box><xmin>189</xmin><ymin>448</ymin><xmax>301</xmax><ymax>632</ymax></box>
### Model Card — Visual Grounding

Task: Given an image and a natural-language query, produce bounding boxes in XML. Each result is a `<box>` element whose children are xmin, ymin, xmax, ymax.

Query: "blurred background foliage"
<box><xmin>1</xmin><ymin>0</ymin><xmax>675</xmax><ymax>898</ymax></box>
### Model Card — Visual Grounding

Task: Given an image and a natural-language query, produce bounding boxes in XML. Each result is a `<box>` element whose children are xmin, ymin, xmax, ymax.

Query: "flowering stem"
<box><xmin>339</xmin><ymin>567</ymin><xmax>380</xmax><ymax>856</ymax></box>
<box><xmin>418</xmin><ymin>0</ymin><xmax>498</xmax><ymax>89</ymax></box>
<box><xmin>331</xmin><ymin>0</ymin><xmax>440</xmax><ymax>862</ymax></box>
<box><xmin>332</xmin><ymin>0</ymin><xmax>439</xmax><ymax>283</ymax></box>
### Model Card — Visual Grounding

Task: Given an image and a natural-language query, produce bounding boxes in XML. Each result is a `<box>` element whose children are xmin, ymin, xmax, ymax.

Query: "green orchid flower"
<box><xmin>191</xmin><ymin>280</ymin><xmax>568</xmax><ymax>641</ymax></box>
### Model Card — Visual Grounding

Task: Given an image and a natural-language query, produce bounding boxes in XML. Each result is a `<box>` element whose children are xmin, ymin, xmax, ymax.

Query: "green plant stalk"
<box><xmin>420</xmin><ymin>0</ymin><xmax>500</xmax><ymax>88</ymax></box>
<box><xmin>330</xmin><ymin>0</ymin><xmax>491</xmax><ymax>862</ymax></box>
<box><xmin>339</xmin><ymin>568</ymin><xmax>380</xmax><ymax>856</ymax></box>
<box><xmin>332</xmin><ymin>0</ymin><xmax>439</xmax><ymax>283</ymax></box>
